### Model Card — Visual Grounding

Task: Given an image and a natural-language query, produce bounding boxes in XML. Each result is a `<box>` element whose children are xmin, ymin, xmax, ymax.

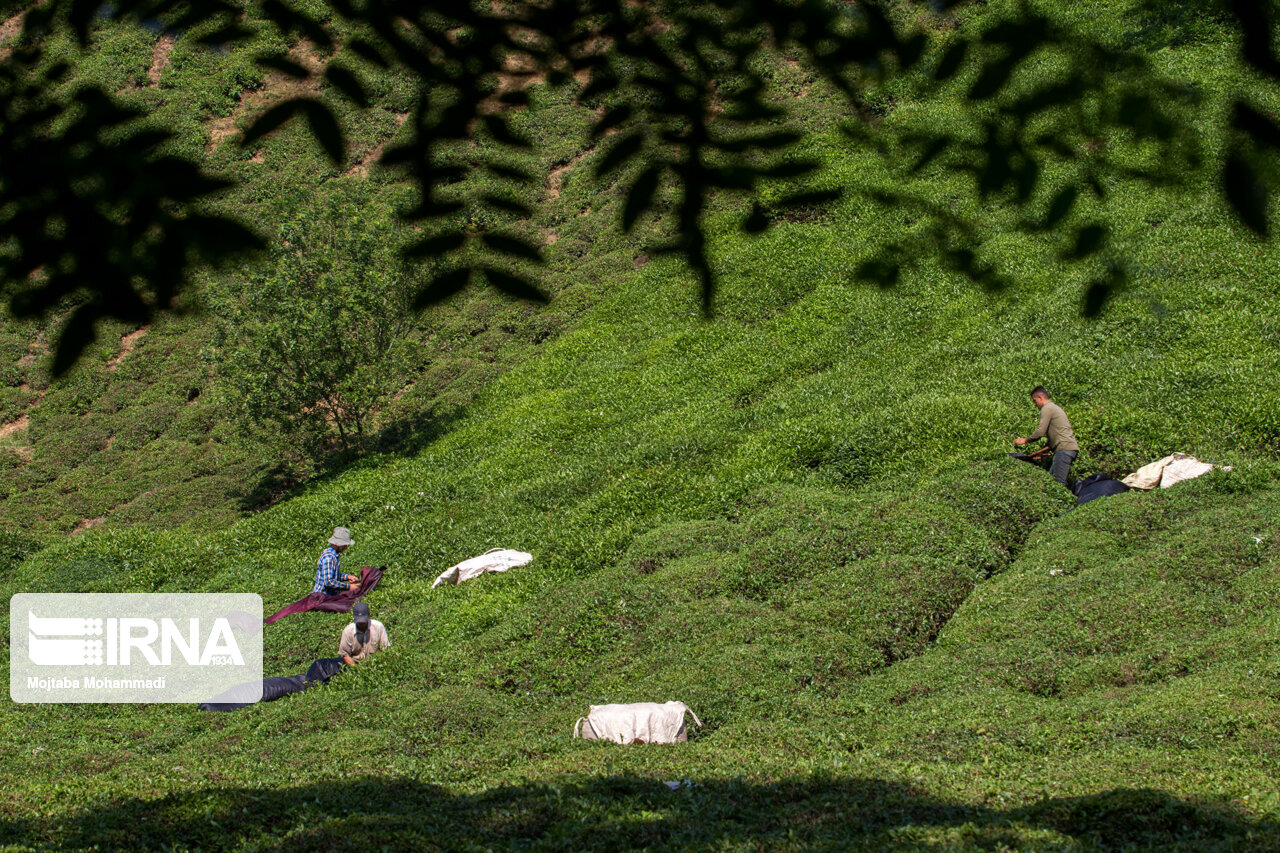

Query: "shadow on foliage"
<box><xmin>236</xmin><ymin>404</ymin><xmax>468</xmax><ymax>513</ymax></box>
<box><xmin>6</xmin><ymin>0</ymin><xmax>1280</xmax><ymax>376</ymax></box>
<box><xmin>4</xmin><ymin>0</ymin><xmax>1280</xmax><ymax>374</ymax></box>
<box><xmin>1</xmin><ymin>775</ymin><xmax>1274</xmax><ymax>850</ymax></box>
<box><xmin>1121</xmin><ymin>0</ymin><xmax>1232</xmax><ymax>50</ymax></box>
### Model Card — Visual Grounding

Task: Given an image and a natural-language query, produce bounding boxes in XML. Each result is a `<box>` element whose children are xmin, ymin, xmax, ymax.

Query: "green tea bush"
<box><xmin>6</xmin><ymin>2</ymin><xmax>1280</xmax><ymax>848</ymax></box>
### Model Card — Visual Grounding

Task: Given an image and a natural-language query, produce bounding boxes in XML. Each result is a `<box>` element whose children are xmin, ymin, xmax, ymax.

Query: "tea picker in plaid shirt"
<box><xmin>313</xmin><ymin>526</ymin><xmax>360</xmax><ymax>594</ymax></box>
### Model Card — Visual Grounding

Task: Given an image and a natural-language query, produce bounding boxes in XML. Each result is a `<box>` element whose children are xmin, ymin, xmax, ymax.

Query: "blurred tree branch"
<box><xmin>0</xmin><ymin>0</ymin><xmax>1274</xmax><ymax>372</ymax></box>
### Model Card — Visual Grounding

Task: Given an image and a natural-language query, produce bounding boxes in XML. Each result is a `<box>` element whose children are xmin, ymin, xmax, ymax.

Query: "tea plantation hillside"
<box><xmin>0</xmin><ymin>0</ymin><xmax>659</xmax><ymax>536</ymax></box>
<box><xmin>4</xmin><ymin>1</ymin><xmax>1280</xmax><ymax>850</ymax></box>
<box><xmin>5</xmin><ymin>229</ymin><xmax>1280</xmax><ymax>848</ymax></box>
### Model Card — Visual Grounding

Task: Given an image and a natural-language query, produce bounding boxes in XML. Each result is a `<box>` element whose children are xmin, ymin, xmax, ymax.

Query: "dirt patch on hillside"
<box><xmin>1</xmin><ymin>412</ymin><xmax>33</xmax><ymax>461</ymax></box>
<box><xmin>0</xmin><ymin>413</ymin><xmax>28</xmax><ymax>441</ymax></box>
<box><xmin>0</xmin><ymin>0</ymin><xmax>51</xmax><ymax>60</ymax></box>
<box><xmin>107</xmin><ymin>325</ymin><xmax>149</xmax><ymax>370</ymax></box>
<box><xmin>546</xmin><ymin>161</ymin><xmax>573</xmax><ymax>200</ymax></box>
<box><xmin>547</xmin><ymin>146</ymin><xmax>597</xmax><ymax>200</ymax></box>
<box><xmin>207</xmin><ymin>115</ymin><xmax>240</xmax><ymax>151</ymax></box>
<box><xmin>4</xmin><ymin>349</ymin><xmax>45</xmax><ymax>460</ymax></box>
<box><xmin>478</xmin><ymin>52</ymin><xmax>545</xmax><ymax>116</ymax></box>
<box><xmin>148</xmin><ymin>34</ymin><xmax>176</xmax><ymax>85</ymax></box>
<box><xmin>17</xmin><ymin>341</ymin><xmax>45</xmax><ymax>370</ymax></box>
<box><xmin>207</xmin><ymin>41</ymin><xmax>328</xmax><ymax>154</ymax></box>
<box><xmin>71</xmin><ymin>516</ymin><xmax>105</xmax><ymax>535</ymax></box>
<box><xmin>0</xmin><ymin>6</ymin><xmax>28</xmax><ymax>60</ymax></box>
<box><xmin>785</xmin><ymin>58</ymin><xmax>812</xmax><ymax>98</ymax></box>
<box><xmin>0</xmin><ymin>10</ymin><xmax>23</xmax><ymax>44</ymax></box>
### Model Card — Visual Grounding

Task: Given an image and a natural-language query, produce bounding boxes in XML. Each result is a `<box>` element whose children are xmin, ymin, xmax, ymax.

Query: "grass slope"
<box><xmin>0</xmin><ymin>1</ymin><xmax>654</xmax><ymax>537</ymax></box>
<box><xmin>3</xmin><ymin>1</ymin><xmax>1280</xmax><ymax>850</ymax></box>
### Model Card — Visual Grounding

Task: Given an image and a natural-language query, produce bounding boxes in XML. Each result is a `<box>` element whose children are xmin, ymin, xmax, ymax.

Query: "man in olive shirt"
<box><xmin>1014</xmin><ymin>386</ymin><xmax>1078</xmax><ymax>488</ymax></box>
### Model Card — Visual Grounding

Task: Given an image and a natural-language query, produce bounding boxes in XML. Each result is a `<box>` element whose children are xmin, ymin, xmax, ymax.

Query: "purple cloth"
<box><xmin>265</xmin><ymin>565</ymin><xmax>384</xmax><ymax>626</ymax></box>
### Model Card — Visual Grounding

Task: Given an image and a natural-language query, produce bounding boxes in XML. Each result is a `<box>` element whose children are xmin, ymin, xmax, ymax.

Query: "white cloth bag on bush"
<box><xmin>431</xmin><ymin>548</ymin><xmax>532</xmax><ymax>588</ymax></box>
<box><xmin>1122</xmin><ymin>453</ymin><xmax>1223</xmax><ymax>490</ymax></box>
<box><xmin>572</xmin><ymin>701</ymin><xmax>703</xmax><ymax>744</ymax></box>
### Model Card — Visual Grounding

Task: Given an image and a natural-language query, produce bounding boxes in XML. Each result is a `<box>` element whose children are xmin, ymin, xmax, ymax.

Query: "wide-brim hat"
<box><xmin>328</xmin><ymin>526</ymin><xmax>354</xmax><ymax>547</ymax></box>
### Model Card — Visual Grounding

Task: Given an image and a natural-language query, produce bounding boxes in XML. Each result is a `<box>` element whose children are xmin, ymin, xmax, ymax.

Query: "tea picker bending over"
<box><xmin>1014</xmin><ymin>386</ymin><xmax>1078</xmax><ymax>488</ymax></box>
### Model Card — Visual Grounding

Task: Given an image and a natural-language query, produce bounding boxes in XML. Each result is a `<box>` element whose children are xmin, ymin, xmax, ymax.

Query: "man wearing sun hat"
<box><xmin>312</xmin><ymin>526</ymin><xmax>360</xmax><ymax>595</ymax></box>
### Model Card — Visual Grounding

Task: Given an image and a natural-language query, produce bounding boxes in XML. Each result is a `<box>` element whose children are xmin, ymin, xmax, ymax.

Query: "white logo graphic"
<box><xmin>27</xmin><ymin>612</ymin><xmax>243</xmax><ymax>667</ymax></box>
<box><xmin>27</xmin><ymin>613</ymin><xmax>105</xmax><ymax>666</ymax></box>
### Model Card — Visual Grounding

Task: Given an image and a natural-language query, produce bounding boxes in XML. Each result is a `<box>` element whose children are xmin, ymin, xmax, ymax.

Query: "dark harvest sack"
<box><xmin>305</xmin><ymin>657</ymin><xmax>347</xmax><ymax>685</ymax></box>
<box><xmin>1074</xmin><ymin>474</ymin><xmax>1130</xmax><ymax>507</ymax></box>
<box><xmin>198</xmin><ymin>674</ymin><xmax>308</xmax><ymax>712</ymax></box>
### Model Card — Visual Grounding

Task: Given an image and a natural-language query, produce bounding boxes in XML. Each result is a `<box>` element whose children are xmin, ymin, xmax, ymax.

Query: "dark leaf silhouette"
<box><xmin>0</xmin><ymin>68</ymin><xmax>263</xmax><ymax>373</ymax></box>
<box><xmin>592</xmin><ymin>104</ymin><xmax>633</xmax><ymax>139</ymax></box>
<box><xmin>969</xmin><ymin>57</ymin><xmax>1016</xmax><ymax>101</ymax></box>
<box><xmin>3</xmin><ymin>0</ymin><xmax>1277</xmax><ymax>373</ymax></box>
<box><xmin>1042</xmin><ymin>186</ymin><xmax>1078</xmax><ymax>230</ymax></box>
<box><xmin>910</xmin><ymin>136</ymin><xmax>950</xmax><ymax>174</ymax></box>
<box><xmin>324</xmin><ymin>66</ymin><xmax>369</xmax><ymax>108</ymax></box>
<box><xmin>1065</xmin><ymin>224</ymin><xmax>1108</xmax><ymax>260</ymax></box>
<box><xmin>241</xmin><ymin>100</ymin><xmax>306</xmax><ymax>148</ymax></box>
<box><xmin>1223</xmin><ymin>152</ymin><xmax>1269</xmax><ymax>235</ymax></box>
<box><xmin>405</xmin><ymin>232</ymin><xmax>468</xmax><ymax>259</ymax></box>
<box><xmin>480</xmin><ymin>233</ymin><xmax>544</xmax><ymax>264</ymax></box>
<box><xmin>774</xmin><ymin>188</ymin><xmax>843</xmax><ymax>210</ymax></box>
<box><xmin>299</xmin><ymin>100</ymin><xmax>346</xmax><ymax>164</ymax></box>
<box><xmin>623</xmin><ymin>165</ymin><xmax>662</xmax><ymax>231</ymax></box>
<box><xmin>1013</xmin><ymin>79</ymin><xmax>1085</xmax><ymax>117</ymax></box>
<box><xmin>482</xmin><ymin>266</ymin><xmax>549</xmax><ymax>303</ymax></box>
<box><xmin>51</xmin><ymin>304</ymin><xmax>101</xmax><ymax>377</ymax></box>
<box><xmin>856</xmin><ymin>258</ymin><xmax>901</xmax><ymax>288</ymax></box>
<box><xmin>934</xmin><ymin>40</ymin><xmax>969</xmax><ymax>81</ymax></box>
<box><xmin>743</xmin><ymin>203</ymin><xmax>770</xmax><ymax>234</ymax></box>
<box><xmin>1082</xmin><ymin>280</ymin><xmax>1114</xmax><ymax>317</ymax></box>
<box><xmin>484</xmin><ymin>162</ymin><xmax>537</xmax><ymax>185</ymax></box>
<box><xmin>1234</xmin><ymin>102</ymin><xmax>1280</xmax><ymax>149</ymax></box>
<box><xmin>482</xmin><ymin>115</ymin><xmax>531</xmax><ymax>149</ymax></box>
<box><xmin>595</xmin><ymin>130</ymin><xmax>645</xmax><ymax>178</ymax></box>
<box><xmin>579</xmin><ymin>71</ymin><xmax>619</xmax><ymax>102</ymax></box>
<box><xmin>255</xmin><ymin>54</ymin><xmax>310</xmax><ymax>79</ymax></box>
<box><xmin>195</xmin><ymin>25</ymin><xmax>255</xmax><ymax>47</ymax></box>
<box><xmin>182</xmin><ymin>216</ymin><xmax>266</xmax><ymax>263</ymax></box>
<box><xmin>413</xmin><ymin>268</ymin><xmax>473</xmax><ymax>309</ymax></box>
<box><xmin>261</xmin><ymin>0</ymin><xmax>332</xmax><ymax>49</ymax></box>
<box><xmin>1233</xmin><ymin>0</ymin><xmax>1280</xmax><ymax>80</ymax></box>
<box><xmin>481</xmin><ymin>194</ymin><xmax>534</xmax><ymax>218</ymax></box>
<box><xmin>347</xmin><ymin>37</ymin><xmax>390</xmax><ymax>69</ymax></box>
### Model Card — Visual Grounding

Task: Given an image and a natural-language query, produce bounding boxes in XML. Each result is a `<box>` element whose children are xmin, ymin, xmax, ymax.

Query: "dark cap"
<box><xmin>352</xmin><ymin>602</ymin><xmax>370</xmax><ymax>623</ymax></box>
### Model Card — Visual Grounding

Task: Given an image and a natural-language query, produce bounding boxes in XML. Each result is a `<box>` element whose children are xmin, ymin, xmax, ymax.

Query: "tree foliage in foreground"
<box><xmin>0</xmin><ymin>0</ymin><xmax>1278</xmax><ymax>372</ymax></box>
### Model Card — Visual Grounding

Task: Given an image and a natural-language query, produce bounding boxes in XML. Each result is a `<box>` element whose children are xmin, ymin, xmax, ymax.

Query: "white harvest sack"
<box><xmin>572</xmin><ymin>701</ymin><xmax>703</xmax><ymax>744</ymax></box>
<box><xmin>431</xmin><ymin>548</ymin><xmax>532</xmax><ymax>588</ymax></box>
<box><xmin>1121</xmin><ymin>453</ymin><xmax>1225</xmax><ymax>491</ymax></box>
